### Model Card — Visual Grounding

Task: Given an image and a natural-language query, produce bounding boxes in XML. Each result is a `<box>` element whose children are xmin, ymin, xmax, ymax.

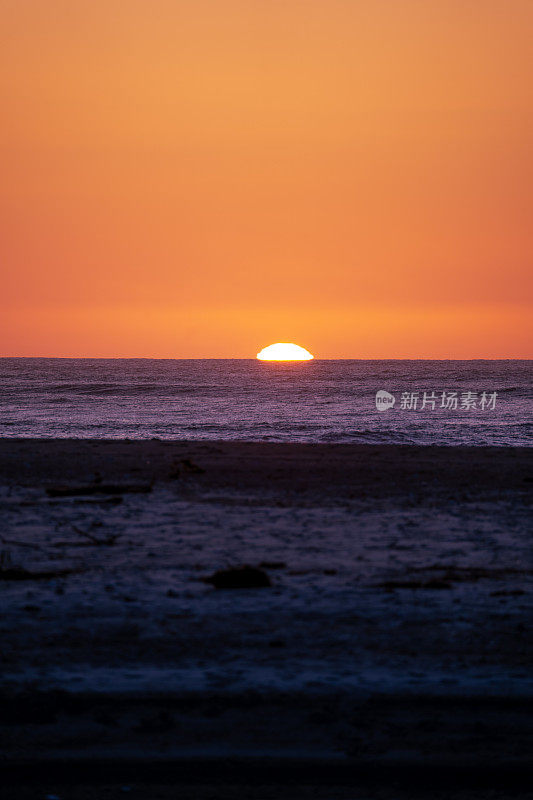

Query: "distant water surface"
<box><xmin>0</xmin><ymin>358</ymin><xmax>530</xmax><ymax>446</ymax></box>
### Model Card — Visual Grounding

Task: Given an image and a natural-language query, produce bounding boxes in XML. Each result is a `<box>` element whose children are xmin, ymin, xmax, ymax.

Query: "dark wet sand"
<box><xmin>0</xmin><ymin>437</ymin><xmax>530</xmax><ymax>499</ymax></box>
<box><xmin>1</xmin><ymin>439</ymin><xmax>532</xmax><ymax>797</ymax></box>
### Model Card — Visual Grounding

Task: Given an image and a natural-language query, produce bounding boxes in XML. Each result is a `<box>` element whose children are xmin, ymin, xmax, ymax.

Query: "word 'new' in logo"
<box><xmin>375</xmin><ymin>390</ymin><xmax>396</xmax><ymax>412</ymax></box>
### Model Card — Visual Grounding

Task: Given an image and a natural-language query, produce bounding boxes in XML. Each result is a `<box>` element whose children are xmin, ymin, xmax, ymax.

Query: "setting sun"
<box><xmin>257</xmin><ymin>343</ymin><xmax>314</xmax><ymax>361</ymax></box>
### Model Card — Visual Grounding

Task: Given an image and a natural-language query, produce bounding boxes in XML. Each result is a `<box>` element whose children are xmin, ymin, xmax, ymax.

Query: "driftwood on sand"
<box><xmin>46</xmin><ymin>483</ymin><xmax>152</xmax><ymax>497</ymax></box>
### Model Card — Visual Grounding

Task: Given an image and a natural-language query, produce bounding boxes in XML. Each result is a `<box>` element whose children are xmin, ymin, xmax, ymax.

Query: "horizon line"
<box><xmin>1</xmin><ymin>356</ymin><xmax>531</xmax><ymax>362</ymax></box>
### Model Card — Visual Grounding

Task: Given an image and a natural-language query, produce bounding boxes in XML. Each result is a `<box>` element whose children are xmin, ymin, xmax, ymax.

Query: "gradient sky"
<box><xmin>1</xmin><ymin>0</ymin><xmax>532</xmax><ymax>357</ymax></box>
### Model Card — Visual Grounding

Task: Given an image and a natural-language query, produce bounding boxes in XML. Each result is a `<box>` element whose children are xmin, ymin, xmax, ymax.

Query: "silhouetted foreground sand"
<box><xmin>0</xmin><ymin>439</ymin><xmax>531</xmax><ymax>796</ymax></box>
<box><xmin>4</xmin><ymin>757</ymin><xmax>533</xmax><ymax>799</ymax></box>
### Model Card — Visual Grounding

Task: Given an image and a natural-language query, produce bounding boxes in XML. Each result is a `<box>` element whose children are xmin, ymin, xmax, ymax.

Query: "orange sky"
<box><xmin>1</xmin><ymin>0</ymin><xmax>532</xmax><ymax>357</ymax></box>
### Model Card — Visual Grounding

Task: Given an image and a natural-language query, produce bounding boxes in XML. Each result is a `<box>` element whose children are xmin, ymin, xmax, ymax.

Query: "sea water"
<box><xmin>0</xmin><ymin>358</ymin><xmax>530</xmax><ymax>445</ymax></box>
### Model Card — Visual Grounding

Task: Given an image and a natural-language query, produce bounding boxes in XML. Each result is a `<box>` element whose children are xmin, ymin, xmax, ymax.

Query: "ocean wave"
<box><xmin>0</xmin><ymin>359</ymin><xmax>530</xmax><ymax>446</ymax></box>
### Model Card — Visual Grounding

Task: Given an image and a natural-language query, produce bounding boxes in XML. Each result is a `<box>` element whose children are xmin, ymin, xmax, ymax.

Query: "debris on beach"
<box><xmin>204</xmin><ymin>565</ymin><xmax>271</xmax><ymax>589</ymax></box>
<box><xmin>70</xmin><ymin>525</ymin><xmax>120</xmax><ymax>546</ymax></box>
<box><xmin>0</xmin><ymin>565</ymin><xmax>81</xmax><ymax>582</ymax></box>
<box><xmin>0</xmin><ymin>551</ymin><xmax>83</xmax><ymax>582</ymax></box>
<box><xmin>46</xmin><ymin>483</ymin><xmax>152</xmax><ymax>497</ymax></box>
<box><xmin>378</xmin><ymin>579</ymin><xmax>452</xmax><ymax>590</ymax></box>
<box><xmin>180</xmin><ymin>458</ymin><xmax>205</xmax><ymax>474</ymax></box>
<box><xmin>74</xmin><ymin>496</ymin><xmax>124</xmax><ymax>505</ymax></box>
<box><xmin>408</xmin><ymin>564</ymin><xmax>533</xmax><ymax>584</ymax></box>
<box><xmin>377</xmin><ymin>564</ymin><xmax>533</xmax><ymax>593</ymax></box>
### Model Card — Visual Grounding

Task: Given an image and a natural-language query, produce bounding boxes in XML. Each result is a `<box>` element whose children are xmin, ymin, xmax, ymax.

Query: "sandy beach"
<box><xmin>1</xmin><ymin>439</ymin><xmax>532</xmax><ymax>797</ymax></box>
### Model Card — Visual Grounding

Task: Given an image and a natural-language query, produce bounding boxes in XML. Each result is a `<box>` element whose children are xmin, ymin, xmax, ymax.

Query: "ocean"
<box><xmin>0</xmin><ymin>358</ymin><xmax>531</xmax><ymax>445</ymax></box>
